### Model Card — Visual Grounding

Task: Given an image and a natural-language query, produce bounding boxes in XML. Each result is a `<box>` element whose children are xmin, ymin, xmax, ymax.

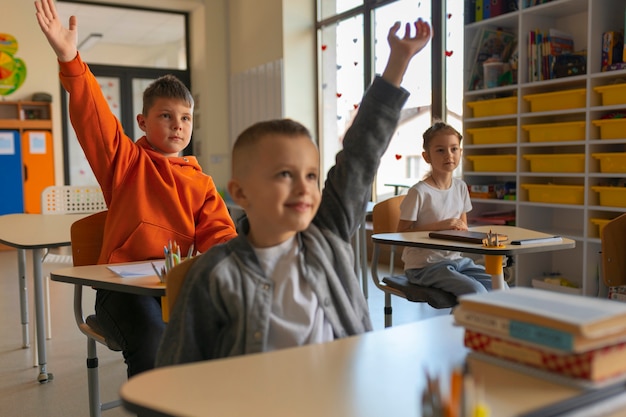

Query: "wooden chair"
<box><xmin>370</xmin><ymin>195</ymin><xmax>457</xmax><ymax>327</ymax></box>
<box><xmin>41</xmin><ymin>185</ymin><xmax>107</xmax><ymax>339</ymax></box>
<box><xmin>70</xmin><ymin>210</ymin><xmax>123</xmax><ymax>417</ymax></box>
<box><xmin>601</xmin><ymin>213</ymin><xmax>626</xmax><ymax>288</ymax></box>
<box><xmin>162</xmin><ymin>255</ymin><xmax>199</xmax><ymax>323</ymax></box>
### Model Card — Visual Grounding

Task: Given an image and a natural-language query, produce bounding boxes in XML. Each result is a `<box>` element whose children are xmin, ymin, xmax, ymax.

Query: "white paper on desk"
<box><xmin>107</xmin><ymin>261</ymin><xmax>164</xmax><ymax>278</ymax></box>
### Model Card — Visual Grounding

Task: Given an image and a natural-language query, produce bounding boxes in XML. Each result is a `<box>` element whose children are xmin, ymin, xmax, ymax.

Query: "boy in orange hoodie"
<box><xmin>35</xmin><ymin>0</ymin><xmax>237</xmax><ymax>376</ymax></box>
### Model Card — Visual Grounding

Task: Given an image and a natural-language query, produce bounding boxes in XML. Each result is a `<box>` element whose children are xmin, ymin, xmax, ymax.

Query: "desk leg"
<box><xmin>17</xmin><ymin>249</ymin><xmax>30</xmax><ymax>348</ymax></box>
<box><xmin>32</xmin><ymin>248</ymin><xmax>51</xmax><ymax>383</ymax></box>
<box><xmin>485</xmin><ymin>254</ymin><xmax>505</xmax><ymax>290</ymax></box>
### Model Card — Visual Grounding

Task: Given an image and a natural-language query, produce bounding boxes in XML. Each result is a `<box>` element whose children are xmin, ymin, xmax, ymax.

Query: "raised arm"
<box><xmin>382</xmin><ymin>19</ymin><xmax>432</xmax><ymax>87</ymax></box>
<box><xmin>35</xmin><ymin>0</ymin><xmax>78</xmax><ymax>63</ymax></box>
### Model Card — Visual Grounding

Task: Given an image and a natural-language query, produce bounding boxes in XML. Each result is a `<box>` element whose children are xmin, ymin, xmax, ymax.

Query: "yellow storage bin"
<box><xmin>591</xmin><ymin>186</ymin><xmax>626</xmax><ymax>208</ymax></box>
<box><xmin>521</xmin><ymin>184</ymin><xmax>584</xmax><ymax>205</ymax></box>
<box><xmin>594</xmin><ymin>83</ymin><xmax>626</xmax><ymax>106</ymax></box>
<box><xmin>467</xmin><ymin>97</ymin><xmax>517</xmax><ymax>118</ymax></box>
<box><xmin>466</xmin><ymin>125</ymin><xmax>517</xmax><ymax>144</ymax></box>
<box><xmin>523</xmin><ymin>153</ymin><xmax>585</xmax><ymax>173</ymax></box>
<box><xmin>592</xmin><ymin>119</ymin><xmax>626</xmax><ymax>140</ymax></box>
<box><xmin>466</xmin><ymin>155</ymin><xmax>516</xmax><ymax>172</ymax></box>
<box><xmin>521</xmin><ymin>121</ymin><xmax>585</xmax><ymax>142</ymax></box>
<box><xmin>591</xmin><ymin>152</ymin><xmax>626</xmax><ymax>173</ymax></box>
<box><xmin>590</xmin><ymin>218</ymin><xmax>611</xmax><ymax>236</ymax></box>
<box><xmin>523</xmin><ymin>89</ymin><xmax>586</xmax><ymax>112</ymax></box>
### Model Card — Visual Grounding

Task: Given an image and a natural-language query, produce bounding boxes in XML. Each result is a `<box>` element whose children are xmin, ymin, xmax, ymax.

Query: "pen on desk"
<box><xmin>186</xmin><ymin>243</ymin><xmax>195</xmax><ymax>259</ymax></box>
<box><xmin>510</xmin><ymin>236</ymin><xmax>562</xmax><ymax>245</ymax></box>
<box><xmin>151</xmin><ymin>262</ymin><xmax>163</xmax><ymax>281</ymax></box>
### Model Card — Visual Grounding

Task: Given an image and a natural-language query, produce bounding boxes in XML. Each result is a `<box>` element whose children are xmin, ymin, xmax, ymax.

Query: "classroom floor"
<box><xmin>0</xmin><ymin>247</ymin><xmax>449</xmax><ymax>417</ymax></box>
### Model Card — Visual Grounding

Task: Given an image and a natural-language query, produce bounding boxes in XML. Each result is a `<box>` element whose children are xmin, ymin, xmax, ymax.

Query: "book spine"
<box><xmin>463</xmin><ymin>329</ymin><xmax>626</xmax><ymax>381</ymax></box>
<box><xmin>454</xmin><ymin>307</ymin><xmax>575</xmax><ymax>351</ymax></box>
<box><xmin>465</xmin><ymin>0</ymin><xmax>477</xmax><ymax>24</ymax></box>
<box><xmin>475</xmin><ymin>0</ymin><xmax>483</xmax><ymax>22</ymax></box>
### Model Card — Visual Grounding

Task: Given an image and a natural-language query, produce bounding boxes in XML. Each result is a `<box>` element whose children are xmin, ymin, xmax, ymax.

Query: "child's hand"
<box><xmin>35</xmin><ymin>0</ymin><xmax>78</xmax><ymax>63</ymax></box>
<box><xmin>382</xmin><ymin>18</ymin><xmax>432</xmax><ymax>87</ymax></box>
<box><xmin>441</xmin><ymin>218</ymin><xmax>468</xmax><ymax>231</ymax></box>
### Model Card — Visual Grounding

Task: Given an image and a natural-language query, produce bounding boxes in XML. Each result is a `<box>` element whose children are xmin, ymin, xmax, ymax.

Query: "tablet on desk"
<box><xmin>428</xmin><ymin>230</ymin><xmax>508</xmax><ymax>244</ymax></box>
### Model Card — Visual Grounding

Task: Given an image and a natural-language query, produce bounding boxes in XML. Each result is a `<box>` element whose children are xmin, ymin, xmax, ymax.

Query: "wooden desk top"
<box><xmin>372</xmin><ymin>225</ymin><xmax>576</xmax><ymax>256</ymax></box>
<box><xmin>0</xmin><ymin>213</ymin><xmax>88</xmax><ymax>249</ymax></box>
<box><xmin>119</xmin><ymin>315</ymin><xmax>626</xmax><ymax>417</ymax></box>
<box><xmin>51</xmin><ymin>263</ymin><xmax>165</xmax><ymax>297</ymax></box>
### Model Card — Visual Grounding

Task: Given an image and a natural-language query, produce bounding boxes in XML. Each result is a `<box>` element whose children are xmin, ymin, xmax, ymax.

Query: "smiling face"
<box><xmin>229</xmin><ymin>132</ymin><xmax>321</xmax><ymax>248</ymax></box>
<box><xmin>136</xmin><ymin>97</ymin><xmax>193</xmax><ymax>157</ymax></box>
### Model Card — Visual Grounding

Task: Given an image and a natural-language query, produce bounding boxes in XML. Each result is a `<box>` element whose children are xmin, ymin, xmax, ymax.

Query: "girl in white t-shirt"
<box><xmin>398</xmin><ymin>122</ymin><xmax>496</xmax><ymax>297</ymax></box>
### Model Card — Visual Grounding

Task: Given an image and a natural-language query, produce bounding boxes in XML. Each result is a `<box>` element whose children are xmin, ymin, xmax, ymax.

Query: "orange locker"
<box><xmin>21</xmin><ymin>130</ymin><xmax>55</xmax><ymax>213</ymax></box>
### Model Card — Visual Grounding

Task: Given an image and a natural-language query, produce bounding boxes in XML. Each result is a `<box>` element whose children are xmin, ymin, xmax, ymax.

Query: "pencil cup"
<box><xmin>483</xmin><ymin>62</ymin><xmax>504</xmax><ymax>89</ymax></box>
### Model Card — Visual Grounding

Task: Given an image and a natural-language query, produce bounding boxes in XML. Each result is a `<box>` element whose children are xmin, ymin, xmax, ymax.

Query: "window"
<box><xmin>317</xmin><ymin>0</ymin><xmax>464</xmax><ymax>201</ymax></box>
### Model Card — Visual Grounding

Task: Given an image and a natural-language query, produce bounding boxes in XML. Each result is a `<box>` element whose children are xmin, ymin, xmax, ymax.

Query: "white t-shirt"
<box><xmin>399</xmin><ymin>178</ymin><xmax>472</xmax><ymax>269</ymax></box>
<box><xmin>253</xmin><ymin>235</ymin><xmax>333</xmax><ymax>350</ymax></box>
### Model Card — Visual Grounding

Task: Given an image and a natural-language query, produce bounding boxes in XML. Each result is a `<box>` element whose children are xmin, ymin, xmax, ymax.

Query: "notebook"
<box><xmin>428</xmin><ymin>230</ymin><xmax>508</xmax><ymax>244</ymax></box>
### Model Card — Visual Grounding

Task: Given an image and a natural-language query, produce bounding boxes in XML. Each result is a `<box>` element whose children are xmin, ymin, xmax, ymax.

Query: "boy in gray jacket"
<box><xmin>157</xmin><ymin>18</ymin><xmax>432</xmax><ymax>365</ymax></box>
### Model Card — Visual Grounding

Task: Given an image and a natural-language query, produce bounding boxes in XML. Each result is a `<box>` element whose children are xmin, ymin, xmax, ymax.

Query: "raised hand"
<box><xmin>382</xmin><ymin>18</ymin><xmax>432</xmax><ymax>87</ymax></box>
<box><xmin>34</xmin><ymin>0</ymin><xmax>78</xmax><ymax>62</ymax></box>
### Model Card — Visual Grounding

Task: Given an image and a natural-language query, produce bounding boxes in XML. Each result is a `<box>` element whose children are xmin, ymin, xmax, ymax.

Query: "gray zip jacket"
<box><xmin>157</xmin><ymin>76</ymin><xmax>409</xmax><ymax>365</ymax></box>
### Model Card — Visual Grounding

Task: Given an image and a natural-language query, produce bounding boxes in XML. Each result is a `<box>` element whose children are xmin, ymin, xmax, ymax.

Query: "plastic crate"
<box><xmin>592</xmin><ymin>118</ymin><xmax>626</xmax><ymax>140</ymax></box>
<box><xmin>523</xmin><ymin>153</ymin><xmax>585</xmax><ymax>173</ymax></box>
<box><xmin>591</xmin><ymin>186</ymin><xmax>626</xmax><ymax>208</ymax></box>
<box><xmin>521</xmin><ymin>121</ymin><xmax>585</xmax><ymax>142</ymax></box>
<box><xmin>591</xmin><ymin>152</ymin><xmax>626</xmax><ymax>173</ymax></box>
<box><xmin>523</xmin><ymin>88</ymin><xmax>586</xmax><ymax>112</ymax></box>
<box><xmin>466</xmin><ymin>155</ymin><xmax>516</xmax><ymax>172</ymax></box>
<box><xmin>466</xmin><ymin>97</ymin><xmax>517</xmax><ymax>117</ymax></box>
<box><xmin>594</xmin><ymin>83</ymin><xmax>626</xmax><ymax>106</ymax></box>
<box><xmin>521</xmin><ymin>184</ymin><xmax>584</xmax><ymax>205</ymax></box>
<box><xmin>466</xmin><ymin>125</ymin><xmax>517</xmax><ymax>144</ymax></box>
<box><xmin>590</xmin><ymin>218</ymin><xmax>611</xmax><ymax>237</ymax></box>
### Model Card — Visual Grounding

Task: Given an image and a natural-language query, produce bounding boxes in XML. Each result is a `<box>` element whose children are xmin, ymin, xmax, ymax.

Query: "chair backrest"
<box><xmin>163</xmin><ymin>256</ymin><xmax>200</xmax><ymax>322</ymax></box>
<box><xmin>602</xmin><ymin>212</ymin><xmax>626</xmax><ymax>287</ymax></box>
<box><xmin>42</xmin><ymin>185</ymin><xmax>107</xmax><ymax>215</ymax></box>
<box><xmin>71</xmin><ymin>211</ymin><xmax>108</xmax><ymax>266</ymax></box>
<box><xmin>372</xmin><ymin>195</ymin><xmax>406</xmax><ymax>234</ymax></box>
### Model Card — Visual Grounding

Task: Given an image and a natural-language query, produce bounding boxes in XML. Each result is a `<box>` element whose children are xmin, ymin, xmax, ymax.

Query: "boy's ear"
<box><xmin>136</xmin><ymin>114</ymin><xmax>147</xmax><ymax>133</ymax></box>
<box><xmin>227</xmin><ymin>178</ymin><xmax>248</xmax><ymax>208</ymax></box>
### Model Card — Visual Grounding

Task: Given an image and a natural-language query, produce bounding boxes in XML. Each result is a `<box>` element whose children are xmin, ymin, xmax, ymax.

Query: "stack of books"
<box><xmin>454</xmin><ymin>287</ymin><xmax>626</xmax><ymax>386</ymax></box>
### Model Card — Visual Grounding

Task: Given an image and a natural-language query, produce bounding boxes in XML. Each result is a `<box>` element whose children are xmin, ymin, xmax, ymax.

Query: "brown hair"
<box><xmin>422</xmin><ymin>120</ymin><xmax>462</xmax><ymax>151</ymax></box>
<box><xmin>142</xmin><ymin>74</ymin><xmax>194</xmax><ymax>115</ymax></box>
<box><xmin>231</xmin><ymin>119</ymin><xmax>314</xmax><ymax>176</ymax></box>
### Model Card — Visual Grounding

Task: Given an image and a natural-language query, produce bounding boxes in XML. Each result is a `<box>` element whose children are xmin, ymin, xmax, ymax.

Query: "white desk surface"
<box><xmin>372</xmin><ymin>225</ymin><xmax>576</xmax><ymax>256</ymax></box>
<box><xmin>0</xmin><ymin>213</ymin><xmax>88</xmax><ymax>249</ymax></box>
<box><xmin>51</xmin><ymin>262</ymin><xmax>165</xmax><ymax>297</ymax></box>
<box><xmin>120</xmin><ymin>315</ymin><xmax>626</xmax><ymax>417</ymax></box>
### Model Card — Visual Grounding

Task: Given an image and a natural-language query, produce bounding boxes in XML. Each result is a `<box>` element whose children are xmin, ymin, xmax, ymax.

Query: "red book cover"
<box><xmin>464</xmin><ymin>328</ymin><xmax>626</xmax><ymax>381</ymax></box>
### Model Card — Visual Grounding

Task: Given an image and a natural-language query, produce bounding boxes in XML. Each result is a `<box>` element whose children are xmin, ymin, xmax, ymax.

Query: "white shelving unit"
<box><xmin>463</xmin><ymin>0</ymin><xmax>626</xmax><ymax>296</ymax></box>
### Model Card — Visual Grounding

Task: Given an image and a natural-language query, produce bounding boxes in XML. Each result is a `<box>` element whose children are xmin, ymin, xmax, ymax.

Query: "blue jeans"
<box><xmin>405</xmin><ymin>257</ymin><xmax>501</xmax><ymax>297</ymax></box>
<box><xmin>95</xmin><ymin>289</ymin><xmax>165</xmax><ymax>377</ymax></box>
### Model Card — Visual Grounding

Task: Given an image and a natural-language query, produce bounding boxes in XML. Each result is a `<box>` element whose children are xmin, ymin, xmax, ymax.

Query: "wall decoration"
<box><xmin>0</xmin><ymin>34</ymin><xmax>27</xmax><ymax>96</ymax></box>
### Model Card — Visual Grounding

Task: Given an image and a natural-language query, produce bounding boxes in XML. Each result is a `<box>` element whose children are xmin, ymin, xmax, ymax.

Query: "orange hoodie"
<box><xmin>59</xmin><ymin>54</ymin><xmax>237</xmax><ymax>263</ymax></box>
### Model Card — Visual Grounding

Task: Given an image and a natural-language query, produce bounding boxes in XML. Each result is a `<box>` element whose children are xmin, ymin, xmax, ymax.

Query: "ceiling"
<box><xmin>56</xmin><ymin>2</ymin><xmax>186</xmax><ymax>47</ymax></box>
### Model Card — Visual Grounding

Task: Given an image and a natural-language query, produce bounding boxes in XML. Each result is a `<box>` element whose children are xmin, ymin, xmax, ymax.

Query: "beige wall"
<box><xmin>7</xmin><ymin>0</ymin><xmax>315</xmax><ymax>191</ymax></box>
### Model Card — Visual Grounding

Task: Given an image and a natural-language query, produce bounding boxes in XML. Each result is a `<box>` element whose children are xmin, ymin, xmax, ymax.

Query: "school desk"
<box><xmin>0</xmin><ymin>212</ymin><xmax>88</xmax><ymax>383</ymax></box>
<box><xmin>372</xmin><ymin>225</ymin><xmax>576</xmax><ymax>289</ymax></box>
<box><xmin>119</xmin><ymin>314</ymin><xmax>626</xmax><ymax>417</ymax></box>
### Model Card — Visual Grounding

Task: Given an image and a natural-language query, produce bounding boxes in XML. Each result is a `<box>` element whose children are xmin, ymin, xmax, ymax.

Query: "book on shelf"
<box><xmin>602</xmin><ymin>31</ymin><xmax>624</xmax><ymax>72</ymax></box>
<box><xmin>467</xmin><ymin>27</ymin><xmax>516</xmax><ymax>90</ymax></box>
<box><xmin>454</xmin><ymin>305</ymin><xmax>626</xmax><ymax>353</ymax></box>
<box><xmin>475</xmin><ymin>0</ymin><xmax>483</xmax><ymax>22</ymax></box>
<box><xmin>528</xmin><ymin>28</ymin><xmax>574</xmax><ymax>81</ymax></box>
<box><xmin>464</xmin><ymin>328</ymin><xmax>626</xmax><ymax>382</ymax></box>
<box><xmin>457</xmin><ymin>287</ymin><xmax>626</xmax><ymax>339</ymax></box>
